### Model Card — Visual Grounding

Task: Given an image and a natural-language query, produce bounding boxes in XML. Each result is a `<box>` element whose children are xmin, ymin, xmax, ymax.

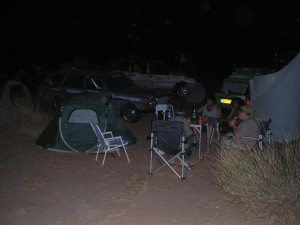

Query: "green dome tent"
<box><xmin>36</xmin><ymin>93</ymin><xmax>137</xmax><ymax>152</ymax></box>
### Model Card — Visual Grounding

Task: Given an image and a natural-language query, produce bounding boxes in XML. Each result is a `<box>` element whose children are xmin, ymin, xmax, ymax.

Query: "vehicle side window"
<box><xmin>45</xmin><ymin>73</ymin><xmax>66</xmax><ymax>86</ymax></box>
<box><xmin>63</xmin><ymin>74</ymin><xmax>85</xmax><ymax>89</ymax></box>
<box><xmin>220</xmin><ymin>81</ymin><xmax>248</xmax><ymax>94</ymax></box>
<box><xmin>150</xmin><ymin>63</ymin><xmax>170</xmax><ymax>74</ymax></box>
<box><xmin>131</xmin><ymin>62</ymin><xmax>146</xmax><ymax>73</ymax></box>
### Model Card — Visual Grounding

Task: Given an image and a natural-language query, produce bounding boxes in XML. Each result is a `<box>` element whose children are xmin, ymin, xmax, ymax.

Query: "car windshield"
<box><xmin>220</xmin><ymin>81</ymin><xmax>248</xmax><ymax>94</ymax></box>
<box><xmin>102</xmin><ymin>73</ymin><xmax>134</xmax><ymax>91</ymax></box>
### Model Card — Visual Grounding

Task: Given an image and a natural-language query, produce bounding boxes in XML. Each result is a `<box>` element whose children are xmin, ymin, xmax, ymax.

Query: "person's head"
<box><xmin>231</xmin><ymin>97</ymin><xmax>244</xmax><ymax>110</ymax></box>
<box><xmin>205</xmin><ymin>95</ymin><xmax>216</xmax><ymax>106</ymax></box>
<box><xmin>238</xmin><ymin>105</ymin><xmax>259</xmax><ymax>120</ymax></box>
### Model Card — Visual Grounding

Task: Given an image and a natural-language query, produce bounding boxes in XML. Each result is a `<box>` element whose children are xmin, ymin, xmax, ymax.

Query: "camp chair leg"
<box><xmin>102</xmin><ymin>151</ymin><xmax>108</xmax><ymax>166</ymax></box>
<box><xmin>217</xmin><ymin>123</ymin><xmax>220</xmax><ymax>141</ymax></box>
<box><xmin>123</xmin><ymin>146</ymin><xmax>130</xmax><ymax>163</ymax></box>
<box><xmin>149</xmin><ymin>132</ymin><xmax>155</xmax><ymax>174</ymax></box>
<box><xmin>209</xmin><ymin>123</ymin><xmax>220</xmax><ymax>146</ymax></box>
<box><xmin>151</xmin><ymin>150</ymin><xmax>183</xmax><ymax>179</ymax></box>
<box><xmin>258</xmin><ymin>134</ymin><xmax>263</xmax><ymax>150</ymax></box>
<box><xmin>209</xmin><ymin>127</ymin><xmax>215</xmax><ymax>145</ymax></box>
<box><xmin>178</xmin><ymin>157</ymin><xmax>191</xmax><ymax>170</ymax></box>
<box><xmin>149</xmin><ymin>149</ymin><xmax>159</xmax><ymax>175</ymax></box>
<box><xmin>95</xmin><ymin>145</ymin><xmax>101</xmax><ymax>161</ymax></box>
<box><xmin>266</xmin><ymin>129</ymin><xmax>271</xmax><ymax>144</ymax></box>
<box><xmin>149</xmin><ymin>150</ymin><xmax>153</xmax><ymax>174</ymax></box>
<box><xmin>181</xmin><ymin>154</ymin><xmax>185</xmax><ymax>179</ymax></box>
<box><xmin>151</xmin><ymin>149</ymin><xmax>189</xmax><ymax>179</ymax></box>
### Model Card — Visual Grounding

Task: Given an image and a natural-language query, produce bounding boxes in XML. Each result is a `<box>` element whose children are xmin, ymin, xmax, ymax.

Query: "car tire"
<box><xmin>120</xmin><ymin>104</ymin><xmax>141</xmax><ymax>123</ymax></box>
<box><xmin>174</xmin><ymin>82</ymin><xmax>188</xmax><ymax>97</ymax></box>
<box><xmin>184</xmin><ymin>83</ymin><xmax>206</xmax><ymax>104</ymax></box>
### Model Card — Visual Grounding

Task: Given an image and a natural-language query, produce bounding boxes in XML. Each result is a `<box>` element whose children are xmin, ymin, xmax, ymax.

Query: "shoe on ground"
<box><xmin>154</xmin><ymin>148</ymin><xmax>165</xmax><ymax>155</ymax></box>
<box><xmin>179</xmin><ymin>160</ymin><xmax>194</xmax><ymax>168</ymax></box>
<box><xmin>169</xmin><ymin>159</ymin><xmax>175</xmax><ymax>166</ymax></box>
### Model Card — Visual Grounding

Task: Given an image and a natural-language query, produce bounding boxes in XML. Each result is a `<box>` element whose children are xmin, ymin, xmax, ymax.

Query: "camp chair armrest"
<box><xmin>242</xmin><ymin>136</ymin><xmax>261</xmax><ymax>140</ymax></box>
<box><xmin>105</xmin><ymin>136</ymin><xmax>123</xmax><ymax>141</ymax></box>
<box><xmin>102</xmin><ymin>131</ymin><xmax>113</xmax><ymax>138</ymax></box>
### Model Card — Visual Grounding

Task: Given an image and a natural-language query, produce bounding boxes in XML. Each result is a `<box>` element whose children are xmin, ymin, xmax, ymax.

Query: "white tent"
<box><xmin>251</xmin><ymin>52</ymin><xmax>300</xmax><ymax>142</ymax></box>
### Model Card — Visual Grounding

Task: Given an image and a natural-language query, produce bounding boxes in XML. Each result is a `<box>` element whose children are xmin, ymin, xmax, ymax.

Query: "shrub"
<box><xmin>0</xmin><ymin>99</ymin><xmax>51</xmax><ymax>137</ymax></box>
<box><xmin>210</xmin><ymin>138</ymin><xmax>300</xmax><ymax>225</ymax></box>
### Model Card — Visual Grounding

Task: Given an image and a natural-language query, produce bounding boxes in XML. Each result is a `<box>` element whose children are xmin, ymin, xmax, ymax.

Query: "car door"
<box><xmin>128</xmin><ymin>61</ymin><xmax>148</xmax><ymax>87</ymax></box>
<box><xmin>148</xmin><ymin>62</ymin><xmax>175</xmax><ymax>89</ymax></box>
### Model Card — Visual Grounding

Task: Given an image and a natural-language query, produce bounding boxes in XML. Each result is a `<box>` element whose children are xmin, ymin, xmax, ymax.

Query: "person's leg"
<box><xmin>184</xmin><ymin>139</ymin><xmax>194</xmax><ymax>167</ymax></box>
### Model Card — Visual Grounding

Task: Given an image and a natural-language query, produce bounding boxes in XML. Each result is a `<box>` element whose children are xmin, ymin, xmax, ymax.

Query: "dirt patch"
<box><xmin>0</xmin><ymin>114</ymin><xmax>270</xmax><ymax>225</ymax></box>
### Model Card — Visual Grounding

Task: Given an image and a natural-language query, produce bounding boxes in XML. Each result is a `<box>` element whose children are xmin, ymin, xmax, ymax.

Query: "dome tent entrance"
<box><xmin>36</xmin><ymin>93</ymin><xmax>137</xmax><ymax>152</ymax></box>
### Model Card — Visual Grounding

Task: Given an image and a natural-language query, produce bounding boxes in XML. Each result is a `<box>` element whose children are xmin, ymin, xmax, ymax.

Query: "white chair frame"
<box><xmin>155</xmin><ymin>104</ymin><xmax>174</xmax><ymax>120</ymax></box>
<box><xmin>90</xmin><ymin>123</ymin><xmax>130</xmax><ymax>166</ymax></box>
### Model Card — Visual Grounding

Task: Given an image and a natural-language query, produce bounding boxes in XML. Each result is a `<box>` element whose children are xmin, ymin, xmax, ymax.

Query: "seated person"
<box><xmin>229</xmin><ymin>105</ymin><xmax>260</xmax><ymax>148</ymax></box>
<box><xmin>197</xmin><ymin>95</ymin><xmax>222</xmax><ymax>121</ymax></box>
<box><xmin>227</xmin><ymin>97</ymin><xmax>244</xmax><ymax>123</ymax></box>
<box><xmin>169</xmin><ymin>111</ymin><xmax>194</xmax><ymax>167</ymax></box>
<box><xmin>196</xmin><ymin>95</ymin><xmax>222</xmax><ymax>139</ymax></box>
<box><xmin>220</xmin><ymin>97</ymin><xmax>244</xmax><ymax>134</ymax></box>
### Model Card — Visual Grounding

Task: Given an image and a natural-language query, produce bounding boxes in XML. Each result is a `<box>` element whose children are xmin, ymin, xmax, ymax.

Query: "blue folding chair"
<box><xmin>90</xmin><ymin>123</ymin><xmax>130</xmax><ymax>166</ymax></box>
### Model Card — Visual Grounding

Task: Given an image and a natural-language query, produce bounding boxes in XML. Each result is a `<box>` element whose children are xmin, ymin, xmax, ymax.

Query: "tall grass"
<box><xmin>210</xmin><ymin>138</ymin><xmax>300</xmax><ymax>225</ymax></box>
<box><xmin>0</xmin><ymin>99</ymin><xmax>51</xmax><ymax>136</ymax></box>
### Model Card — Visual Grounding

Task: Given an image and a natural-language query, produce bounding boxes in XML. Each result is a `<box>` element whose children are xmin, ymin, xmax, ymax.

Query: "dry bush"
<box><xmin>210</xmin><ymin>138</ymin><xmax>300</xmax><ymax>225</ymax></box>
<box><xmin>0</xmin><ymin>99</ymin><xmax>51</xmax><ymax>137</ymax></box>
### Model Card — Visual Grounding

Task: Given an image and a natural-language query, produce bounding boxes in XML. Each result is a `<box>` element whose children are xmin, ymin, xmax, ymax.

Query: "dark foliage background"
<box><xmin>1</xmin><ymin>1</ymin><xmax>300</xmax><ymax>85</ymax></box>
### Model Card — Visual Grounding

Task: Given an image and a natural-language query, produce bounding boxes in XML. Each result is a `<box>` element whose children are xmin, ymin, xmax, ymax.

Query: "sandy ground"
<box><xmin>0</xmin><ymin>114</ymin><xmax>271</xmax><ymax>225</ymax></box>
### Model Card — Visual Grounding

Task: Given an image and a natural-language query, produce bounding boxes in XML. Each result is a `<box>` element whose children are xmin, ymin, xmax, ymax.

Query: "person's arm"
<box><xmin>227</xmin><ymin>103</ymin><xmax>239</xmax><ymax>122</ymax></box>
<box><xmin>232</xmin><ymin>124</ymin><xmax>240</xmax><ymax>139</ymax></box>
<box><xmin>229</xmin><ymin>119</ymin><xmax>241</xmax><ymax>139</ymax></box>
<box><xmin>196</xmin><ymin>105</ymin><xmax>204</xmax><ymax>113</ymax></box>
<box><xmin>227</xmin><ymin>109</ymin><xmax>235</xmax><ymax>122</ymax></box>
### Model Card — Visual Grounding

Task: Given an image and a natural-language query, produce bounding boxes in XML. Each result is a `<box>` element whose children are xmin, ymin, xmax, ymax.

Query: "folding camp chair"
<box><xmin>241</xmin><ymin>134</ymin><xmax>264</xmax><ymax>149</ymax></box>
<box><xmin>207</xmin><ymin>121</ymin><xmax>220</xmax><ymax>146</ymax></box>
<box><xmin>90</xmin><ymin>122</ymin><xmax>130</xmax><ymax>166</ymax></box>
<box><xmin>149</xmin><ymin>120</ymin><xmax>191</xmax><ymax>180</ymax></box>
<box><xmin>241</xmin><ymin>119</ymin><xmax>272</xmax><ymax>150</ymax></box>
<box><xmin>259</xmin><ymin>118</ymin><xmax>272</xmax><ymax>145</ymax></box>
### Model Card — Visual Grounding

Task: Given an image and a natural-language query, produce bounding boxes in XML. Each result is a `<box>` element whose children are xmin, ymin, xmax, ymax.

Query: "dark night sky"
<box><xmin>1</xmin><ymin>0</ymin><xmax>300</xmax><ymax>79</ymax></box>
